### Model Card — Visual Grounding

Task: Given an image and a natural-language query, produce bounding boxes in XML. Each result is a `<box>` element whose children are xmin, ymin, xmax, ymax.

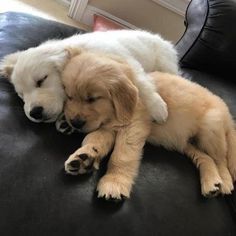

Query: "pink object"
<box><xmin>93</xmin><ymin>14</ymin><xmax>127</xmax><ymax>31</ymax></box>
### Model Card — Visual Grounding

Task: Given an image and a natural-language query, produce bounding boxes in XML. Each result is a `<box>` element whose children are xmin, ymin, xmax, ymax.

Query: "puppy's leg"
<box><xmin>225</xmin><ymin>129</ymin><xmax>236</xmax><ymax>182</ymax></box>
<box><xmin>97</xmin><ymin>121</ymin><xmax>150</xmax><ymax>201</ymax></box>
<box><xmin>56</xmin><ymin>113</ymin><xmax>75</xmax><ymax>135</ymax></box>
<box><xmin>0</xmin><ymin>51</ymin><xmax>22</xmax><ymax>78</ymax></box>
<box><xmin>65</xmin><ymin>129</ymin><xmax>115</xmax><ymax>175</ymax></box>
<box><xmin>184</xmin><ymin>144</ymin><xmax>223</xmax><ymax>197</ymax></box>
<box><xmin>198</xmin><ymin>110</ymin><xmax>234</xmax><ymax>195</ymax></box>
<box><xmin>214</xmin><ymin>163</ymin><xmax>234</xmax><ymax>195</ymax></box>
<box><xmin>128</xmin><ymin>59</ymin><xmax>168</xmax><ymax>123</ymax></box>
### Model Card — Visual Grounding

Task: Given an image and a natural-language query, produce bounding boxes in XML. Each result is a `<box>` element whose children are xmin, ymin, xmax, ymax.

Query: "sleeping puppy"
<box><xmin>0</xmin><ymin>30</ymin><xmax>179</xmax><ymax>130</ymax></box>
<box><xmin>62</xmin><ymin>49</ymin><xmax>236</xmax><ymax>200</ymax></box>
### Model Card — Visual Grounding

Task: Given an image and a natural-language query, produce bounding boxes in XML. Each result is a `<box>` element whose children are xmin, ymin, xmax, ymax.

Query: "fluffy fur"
<box><xmin>62</xmin><ymin>50</ymin><xmax>236</xmax><ymax>200</ymax></box>
<box><xmin>0</xmin><ymin>30</ymin><xmax>179</xmax><ymax>125</ymax></box>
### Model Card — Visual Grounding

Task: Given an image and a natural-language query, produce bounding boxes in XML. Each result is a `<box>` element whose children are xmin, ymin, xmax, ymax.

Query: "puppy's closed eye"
<box><xmin>85</xmin><ymin>96</ymin><xmax>102</xmax><ymax>104</ymax></box>
<box><xmin>36</xmin><ymin>75</ymin><xmax>48</xmax><ymax>88</ymax></box>
<box><xmin>67</xmin><ymin>94</ymin><xmax>72</xmax><ymax>100</ymax></box>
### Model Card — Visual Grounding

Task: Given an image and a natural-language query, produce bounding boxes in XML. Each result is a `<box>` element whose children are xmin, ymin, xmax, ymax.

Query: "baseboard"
<box><xmin>152</xmin><ymin>0</ymin><xmax>188</xmax><ymax>16</ymax></box>
<box><xmin>84</xmin><ymin>5</ymin><xmax>138</xmax><ymax>29</ymax></box>
<box><xmin>55</xmin><ymin>0</ymin><xmax>71</xmax><ymax>7</ymax></box>
<box><xmin>69</xmin><ymin>2</ymin><xmax>138</xmax><ymax>29</ymax></box>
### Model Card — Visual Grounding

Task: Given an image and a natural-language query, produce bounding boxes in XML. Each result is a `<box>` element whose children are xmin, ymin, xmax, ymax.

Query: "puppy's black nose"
<box><xmin>30</xmin><ymin>106</ymin><xmax>43</xmax><ymax>120</ymax></box>
<box><xmin>70</xmin><ymin>118</ymin><xmax>86</xmax><ymax>129</ymax></box>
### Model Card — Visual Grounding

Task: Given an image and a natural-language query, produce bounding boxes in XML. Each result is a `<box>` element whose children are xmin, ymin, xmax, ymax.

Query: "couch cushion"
<box><xmin>0</xmin><ymin>12</ymin><xmax>84</xmax><ymax>58</ymax></box>
<box><xmin>0</xmin><ymin>11</ymin><xmax>235</xmax><ymax>236</ymax></box>
<box><xmin>176</xmin><ymin>0</ymin><xmax>236</xmax><ymax>77</ymax></box>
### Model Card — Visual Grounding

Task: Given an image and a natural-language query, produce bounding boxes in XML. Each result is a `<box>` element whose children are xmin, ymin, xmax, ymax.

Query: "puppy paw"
<box><xmin>56</xmin><ymin>114</ymin><xmax>75</xmax><ymax>135</ymax></box>
<box><xmin>229</xmin><ymin>165</ymin><xmax>236</xmax><ymax>182</ymax></box>
<box><xmin>65</xmin><ymin>153</ymin><xmax>96</xmax><ymax>175</ymax></box>
<box><xmin>150</xmin><ymin>94</ymin><xmax>168</xmax><ymax>124</ymax></box>
<box><xmin>220</xmin><ymin>180</ymin><xmax>234</xmax><ymax>195</ymax></box>
<box><xmin>65</xmin><ymin>146</ymin><xmax>101</xmax><ymax>175</ymax></box>
<box><xmin>97</xmin><ymin>174</ymin><xmax>131</xmax><ymax>201</ymax></box>
<box><xmin>201</xmin><ymin>178</ymin><xmax>222</xmax><ymax>198</ymax></box>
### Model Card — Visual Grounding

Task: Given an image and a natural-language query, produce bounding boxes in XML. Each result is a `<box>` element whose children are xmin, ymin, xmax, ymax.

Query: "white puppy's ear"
<box><xmin>0</xmin><ymin>51</ymin><xmax>22</xmax><ymax>80</ymax></box>
<box><xmin>66</xmin><ymin>47</ymin><xmax>82</xmax><ymax>58</ymax></box>
<box><xmin>50</xmin><ymin>47</ymin><xmax>82</xmax><ymax>72</ymax></box>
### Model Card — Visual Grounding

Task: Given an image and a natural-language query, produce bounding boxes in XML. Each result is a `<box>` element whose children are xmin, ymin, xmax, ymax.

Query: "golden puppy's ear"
<box><xmin>0</xmin><ymin>51</ymin><xmax>21</xmax><ymax>80</ymax></box>
<box><xmin>110</xmin><ymin>77</ymin><xmax>138</xmax><ymax>124</ymax></box>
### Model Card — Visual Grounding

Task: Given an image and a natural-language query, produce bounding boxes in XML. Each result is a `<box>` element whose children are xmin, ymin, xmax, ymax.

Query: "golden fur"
<box><xmin>62</xmin><ymin>49</ymin><xmax>236</xmax><ymax>200</ymax></box>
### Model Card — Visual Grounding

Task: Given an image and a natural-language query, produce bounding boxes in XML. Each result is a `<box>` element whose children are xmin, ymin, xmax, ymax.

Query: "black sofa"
<box><xmin>0</xmin><ymin>0</ymin><xmax>235</xmax><ymax>235</ymax></box>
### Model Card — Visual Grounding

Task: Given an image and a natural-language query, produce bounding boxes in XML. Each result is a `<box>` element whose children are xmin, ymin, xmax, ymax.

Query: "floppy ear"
<box><xmin>0</xmin><ymin>51</ymin><xmax>22</xmax><ymax>79</ymax></box>
<box><xmin>50</xmin><ymin>47</ymin><xmax>82</xmax><ymax>72</ymax></box>
<box><xmin>110</xmin><ymin>76</ymin><xmax>138</xmax><ymax>124</ymax></box>
<box><xmin>66</xmin><ymin>47</ymin><xmax>83</xmax><ymax>58</ymax></box>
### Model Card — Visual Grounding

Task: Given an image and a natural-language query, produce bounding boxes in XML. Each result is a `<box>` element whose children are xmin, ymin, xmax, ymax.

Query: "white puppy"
<box><xmin>0</xmin><ymin>30</ymin><xmax>179</xmax><ymax>129</ymax></box>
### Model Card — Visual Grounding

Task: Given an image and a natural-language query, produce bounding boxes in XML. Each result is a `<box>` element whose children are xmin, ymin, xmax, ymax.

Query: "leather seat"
<box><xmin>0</xmin><ymin>0</ymin><xmax>235</xmax><ymax>235</ymax></box>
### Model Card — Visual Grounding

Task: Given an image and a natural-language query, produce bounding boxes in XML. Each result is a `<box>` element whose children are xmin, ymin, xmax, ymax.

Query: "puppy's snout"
<box><xmin>70</xmin><ymin>118</ymin><xmax>86</xmax><ymax>129</ymax></box>
<box><xmin>30</xmin><ymin>106</ymin><xmax>43</xmax><ymax>120</ymax></box>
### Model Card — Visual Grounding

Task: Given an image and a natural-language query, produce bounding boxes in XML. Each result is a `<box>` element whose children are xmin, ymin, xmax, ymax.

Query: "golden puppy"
<box><xmin>62</xmin><ymin>49</ymin><xmax>236</xmax><ymax>200</ymax></box>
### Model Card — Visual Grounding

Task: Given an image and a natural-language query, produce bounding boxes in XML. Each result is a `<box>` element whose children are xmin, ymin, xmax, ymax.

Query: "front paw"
<box><xmin>56</xmin><ymin>114</ymin><xmax>75</xmax><ymax>135</ymax></box>
<box><xmin>150</xmin><ymin>94</ymin><xmax>168</xmax><ymax>124</ymax></box>
<box><xmin>220</xmin><ymin>180</ymin><xmax>234</xmax><ymax>195</ymax></box>
<box><xmin>97</xmin><ymin>174</ymin><xmax>131</xmax><ymax>201</ymax></box>
<box><xmin>65</xmin><ymin>153</ymin><xmax>97</xmax><ymax>175</ymax></box>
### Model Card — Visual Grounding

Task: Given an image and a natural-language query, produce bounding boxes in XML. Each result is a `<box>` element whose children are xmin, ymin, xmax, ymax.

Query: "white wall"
<box><xmin>89</xmin><ymin>0</ymin><xmax>185</xmax><ymax>42</ymax></box>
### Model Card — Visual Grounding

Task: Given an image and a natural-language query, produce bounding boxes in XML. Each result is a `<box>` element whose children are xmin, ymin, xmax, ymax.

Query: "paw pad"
<box><xmin>56</xmin><ymin>114</ymin><xmax>75</xmax><ymax>135</ymax></box>
<box><xmin>65</xmin><ymin>153</ymin><xmax>95</xmax><ymax>175</ymax></box>
<box><xmin>78</xmin><ymin>153</ymin><xmax>89</xmax><ymax>161</ymax></box>
<box><xmin>205</xmin><ymin>182</ymin><xmax>221</xmax><ymax>198</ymax></box>
<box><xmin>69</xmin><ymin>160</ymin><xmax>80</xmax><ymax>168</ymax></box>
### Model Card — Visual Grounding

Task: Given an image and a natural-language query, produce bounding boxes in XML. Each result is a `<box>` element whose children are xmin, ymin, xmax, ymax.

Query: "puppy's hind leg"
<box><xmin>184</xmin><ymin>143</ymin><xmax>222</xmax><ymax>197</ymax></box>
<box><xmin>198</xmin><ymin>109</ymin><xmax>234</xmax><ymax>195</ymax></box>
<box><xmin>225</xmin><ymin>129</ymin><xmax>236</xmax><ymax>182</ymax></box>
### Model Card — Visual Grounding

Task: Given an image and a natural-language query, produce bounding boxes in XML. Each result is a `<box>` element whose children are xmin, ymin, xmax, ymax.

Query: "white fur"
<box><xmin>0</xmin><ymin>30</ymin><xmax>179</xmax><ymax>123</ymax></box>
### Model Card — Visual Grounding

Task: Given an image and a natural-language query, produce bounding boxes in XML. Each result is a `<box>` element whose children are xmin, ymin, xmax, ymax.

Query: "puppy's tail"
<box><xmin>226</xmin><ymin>128</ymin><xmax>236</xmax><ymax>182</ymax></box>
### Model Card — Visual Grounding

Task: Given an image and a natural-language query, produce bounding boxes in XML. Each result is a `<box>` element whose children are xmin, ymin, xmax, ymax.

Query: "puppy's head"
<box><xmin>63</xmin><ymin>50</ymin><xmax>138</xmax><ymax>133</ymax></box>
<box><xmin>0</xmin><ymin>44</ymin><xmax>71</xmax><ymax>123</ymax></box>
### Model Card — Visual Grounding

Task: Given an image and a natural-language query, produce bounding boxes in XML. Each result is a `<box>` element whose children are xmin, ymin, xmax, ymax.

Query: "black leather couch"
<box><xmin>0</xmin><ymin>0</ymin><xmax>235</xmax><ymax>235</ymax></box>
